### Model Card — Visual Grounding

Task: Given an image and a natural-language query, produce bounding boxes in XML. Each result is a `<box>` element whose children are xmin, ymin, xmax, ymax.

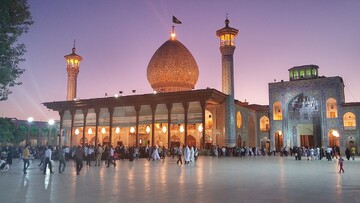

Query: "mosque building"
<box><xmin>43</xmin><ymin>18</ymin><xmax>359</xmax><ymax>154</ymax></box>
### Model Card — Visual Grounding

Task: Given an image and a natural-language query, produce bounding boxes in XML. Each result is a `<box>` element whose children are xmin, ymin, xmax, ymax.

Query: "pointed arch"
<box><xmin>248</xmin><ymin>117</ymin><xmax>256</xmax><ymax>147</ymax></box>
<box><xmin>260</xmin><ymin>116</ymin><xmax>269</xmax><ymax>132</ymax></box>
<box><xmin>273</xmin><ymin>102</ymin><xmax>282</xmax><ymax>120</ymax></box>
<box><xmin>326</xmin><ymin>98</ymin><xmax>337</xmax><ymax>118</ymax></box>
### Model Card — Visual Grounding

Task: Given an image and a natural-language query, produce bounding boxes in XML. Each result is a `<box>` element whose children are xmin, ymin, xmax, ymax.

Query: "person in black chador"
<box><xmin>345</xmin><ymin>147</ymin><xmax>351</xmax><ymax>160</ymax></box>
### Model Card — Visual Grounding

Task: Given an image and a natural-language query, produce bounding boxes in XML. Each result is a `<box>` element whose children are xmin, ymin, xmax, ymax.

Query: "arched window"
<box><xmin>326</xmin><ymin>98</ymin><xmax>337</xmax><ymax>118</ymax></box>
<box><xmin>343</xmin><ymin>112</ymin><xmax>356</xmax><ymax>130</ymax></box>
<box><xmin>205</xmin><ymin>110</ymin><xmax>213</xmax><ymax>129</ymax></box>
<box><xmin>273</xmin><ymin>102</ymin><xmax>282</xmax><ymax>120</ymax></box>
<box><xmin>260</xmin><ymin>116</ymin><xmax>270</xmax><ymax>132</ymax></box>
<box><xmin>236</xmin><ymin>111</ymin><xmax>242</xmax><ymax>129</ymax></box>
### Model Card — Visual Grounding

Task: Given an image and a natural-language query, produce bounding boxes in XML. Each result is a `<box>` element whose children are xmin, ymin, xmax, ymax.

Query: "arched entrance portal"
<box><xmin>274</xmin><ymin>131</ymin><xmax>283</xmax><ymax>152</ymax></box>
<box><xmin>90</xmin><ymin>137</ymin><xmax>100</xmax><ymax>146</ymax></box>
<box><xmin>200</xmin><ymin>135</ymin><xmax>213</xmax><ymax>149</ymax></box>
<box><xmin>170</xmin><ymin>135</ymin><xmax>180</xmax><ymax>148</ymax></box>
<box><xmin>260</xmin><ymin>137</ymin><xmax>270</xmax><ymax>153</ymax></box>
<box><xmin>80</xmin><ymin>137</ymin><xmax>88</xmax><ymax>146</ymax></box>
<box><xmin>237</xmin><ymin>135</ymin><xmax>242</xmax><ymax>147</ymax></box>
<box><xmin>103</xmin><ymin>136</ymin><xmax>109</xmax><ymax>146</ymax></box>
<box><xmin>248</xmin><ymin>117</ymin><xmax>256</xmax><ymax>147</ymax></box>
<box><xmin>328</xmin><ymin>130</ymin><xmax>339</xmax><ymax>148</ymax></box>
<box><xmin>347</xmin><ymin>136</ymin><xmax>356</xmax><ymax>148</ymax></box>
<box><xmin>187</xmin><ymin>135</ymin><xmax>196</xmax><ymax>147</ymax></box>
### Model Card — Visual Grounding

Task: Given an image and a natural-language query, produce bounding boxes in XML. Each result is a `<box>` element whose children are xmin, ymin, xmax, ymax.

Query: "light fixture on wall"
<box><xmin>162</xmin><ymin>125</ymin><xmax>167</xmax><ymax>133</ymax></box>
<box><xmin>101</xmin><ymin>127</ymin><xmax>106</xmax><ymax>134</ymax></box>
<box><xmin>179</xmin><ymin>125</ymin><xmax>184</xmax><ymax>133</ymax></box>
<box><xmin>130</xmin><ymin>127</ymin><xmax>135</xmax><ymax>133</ymax></box>
<box><xmin>88</xmin><ymin>128</ymin><xmax>93</xmax><ymax>135</ymax></box>
<box><xmin>198</xmin><ymin>124</ymin><xmax>203</xmax><ymax>132</ymax></box>
<box><xmin>115</xmin><ymin>127</ymin><xmax>120</xmax><ymax>134</ymax></box>
<box><xmin>332</xmin><ymin>130</ymin><xmax>339</xmax><ymax>137</ymax></box>
<box><xmin>146</xmin><ymin>126</ymin><xmax>151</xmax><ymax>133</ymax></box>
<box><xmin>75</xmin><ymin>128</ymin><xmax>80</xmax><ymax>135</ymax></box>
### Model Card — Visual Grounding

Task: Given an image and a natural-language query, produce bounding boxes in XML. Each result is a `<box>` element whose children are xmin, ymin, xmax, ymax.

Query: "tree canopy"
<box><xmin>0</xmin><ymin>0</ymin><xmax>33</xmax><ymax>101</ymax></box>
<box><xmin>0</xmin><ymin>117</ymin><xmax>26</xmax><ymax>144</ymax></box>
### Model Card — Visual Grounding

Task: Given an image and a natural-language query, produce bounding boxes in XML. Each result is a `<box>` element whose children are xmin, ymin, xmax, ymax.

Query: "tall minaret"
<box><xmin>216</xmin><ymin>17</ymin><xmax>238</xmax><ymax>146</ymax></box>
<box><xmin>64</xmin><ymin>43</ymin><xmax>83</xmax><ymax>101</ymax></box>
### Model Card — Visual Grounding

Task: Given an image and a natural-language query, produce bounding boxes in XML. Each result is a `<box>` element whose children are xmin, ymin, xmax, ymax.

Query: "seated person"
<box><xmin>0</xmin><ymin>159</ymin><xmax>9</xmax><ymax>171</ymax></box>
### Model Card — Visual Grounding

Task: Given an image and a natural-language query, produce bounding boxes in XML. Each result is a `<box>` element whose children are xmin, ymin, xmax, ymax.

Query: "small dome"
<box><xmin>147</xmin><ymin>39</ymin><xmax>199</xmax><ymax>92</ymax></box>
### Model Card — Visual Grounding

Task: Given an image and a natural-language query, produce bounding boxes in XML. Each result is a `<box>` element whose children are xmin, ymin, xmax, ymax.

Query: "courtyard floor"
<box><xmin>0</xmin><ymin>155</ymin><xmax>359</xmax><ymax>203</ymax></box>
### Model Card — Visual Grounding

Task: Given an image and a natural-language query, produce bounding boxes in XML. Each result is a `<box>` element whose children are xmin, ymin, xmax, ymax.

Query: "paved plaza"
<box><xmin>0</xmin><ymin>156</ymin><xmax>359</xmax><ymax>203</ymax></box>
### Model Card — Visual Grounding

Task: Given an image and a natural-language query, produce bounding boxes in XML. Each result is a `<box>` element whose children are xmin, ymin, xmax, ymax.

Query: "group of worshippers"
<box><xmin>176</xmin><ymin>145</ymin><xmax>198</xmax><ymax>165</ymax></box>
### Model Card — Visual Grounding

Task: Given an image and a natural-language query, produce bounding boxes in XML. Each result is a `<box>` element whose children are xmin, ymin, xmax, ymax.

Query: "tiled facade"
<box><xmin>268</xmin><ymin>65</ymin><xmax>359</xmax><ymax>153</ymax></box>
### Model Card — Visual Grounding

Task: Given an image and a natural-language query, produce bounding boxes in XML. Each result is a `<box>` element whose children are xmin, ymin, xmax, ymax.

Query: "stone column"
<box><xmin>108</xmin><ymin>107</ymin><xmax>114</xmax><ymax>147</ymax></box>
<box><xmin>166</xmin><ymin>103</ymin><xmax>173</xmax><ymax>149</ymax></box>
<box><xmin>95</xmin><ymin>108</ymin><xmax>100</xmax><ymax>147</ymax></box>
<box><xmin>151</xmin><ymin>104</ymin><xmax>157</xmax><ymax>146</ymax></box>
<box><xmin>59</xmin><ymin>110</ymin><xmax>64</xmax><ymax>146</ymax></box>
<box><xmin>201</xmin><ymin>100</ymin><xmax>206</xmax><ymax>149</ymax></box>
<box><xmin>82</xmin><ymin>109</ymin><xmax>88</xmax><ymax>148</ymax></box>
<box><xmin>183</xmin><ymin>102</ymin><xmax>189</xmax><ymax>146</ymax></box>
<box><xmin>70</xmin><ymin>109</ymin><xmax>76</xmax><ymax>147</ymax></box>
<box><xmin>135</xmin><ymin>105</ymin><xmax>141</xmax><ymax>148</ymax></box>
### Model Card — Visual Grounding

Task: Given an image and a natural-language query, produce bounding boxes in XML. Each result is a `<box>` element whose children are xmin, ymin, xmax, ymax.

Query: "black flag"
<box><xmin>172</xmin><ymin>16</ymin><xmax>182</xmax><ymax>24</ymax></box>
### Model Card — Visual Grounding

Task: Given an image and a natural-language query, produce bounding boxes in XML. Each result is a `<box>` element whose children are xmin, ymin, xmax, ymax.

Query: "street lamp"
<box><xmin>27</xmin><ymin>117</ymin><xmax>34</xmax><ymax>145</ymax></box>
<box><xmin>48</xmin><ymin>119</ymin><xmax>55</xmax><ymax>145</ymax></box>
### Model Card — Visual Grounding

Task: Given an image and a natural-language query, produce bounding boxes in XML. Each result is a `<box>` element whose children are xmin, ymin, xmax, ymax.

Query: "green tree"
<box><xmin>0</xmin><ymin>0</ymin><xmax>33</xmax><ymax>100</ymax></box>
<box><xmin>0</xmin><ymin>117</ymin><xmax>16</xmax><ymax>143</ymax></box>
<box><xmin>12</xmin><ymin>124</ymin><xmax>26</xmax><ymax>144</ymax></box>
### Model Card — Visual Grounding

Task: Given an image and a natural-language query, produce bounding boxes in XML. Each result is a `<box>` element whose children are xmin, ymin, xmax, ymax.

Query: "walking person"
<box><xmin>38</xmin><ymin>146</ymin><xmax>45</xmax><ymax>167</ymax></box>
<box><xmin>22</xmin><ymin>145</ymin><xmax>30</xmax><ymax>174</ymax></box>
<box><xmin>43</xmin><ymin>146</ymin><xmax>54</xmax><ymax>174</ymax></box>
<box><xmin>84</xmin><ymin>145</ymin><xmax>91</xmax><ymax>167</ymax></box>
<box><xmin>350</xmin><ymin>146</ymin><xmax>356</xmax><ymax>161</ymax></box>
<box><xmin>64</xmin><ymin>146</ymin><xmax>70</xmax><ymax>161</ymax></box>
<box><xmin>176</xmin><ymin>147</ymin><xmax>183</xmax><ymax>165</ymax></box>
<box><xmin>58</xmin><ymin>146</ymin><xmax>66</xmax><ymax>174</ymax></box>
<box><xmin>345</xmin><ymin>148</ymin><xmax>351</xmax><ymax>160</ymax></box>
<box><xmin>184</xmin><ymin>145</ymin><xmax>190</xmax><ymax>165</ymax></box>
<box><xmin>107</xmin><ymin>145</ymin><xmax>116</xmax><ymax>168</ymax></box>
<box><xmin>338</xmin><ymin>157</ymin><xmax>345</xmax><ymax>173</ymax></box>
<box><xmin>95</xmin><ymin>144</ymin><xmax>103</xmax><ymax>166</ymax></box>
<box><xmin>190</xmin><ymin>146</ymin><xmax>195</xmax><ymax>162</ymax></box>
<box><xmin>194</xmin><ymin>147</ymin><xmax>199</xmax><ymax>162</ymax></box>
<box><xmin>326</xmin><ymin>146</ymin><xmax>332</xmax><ymax>161</ymax></box>
<box><xmin>74</xmin><ymin>146</ymin><xmax>83</xmax><ymax>175</ymax></box>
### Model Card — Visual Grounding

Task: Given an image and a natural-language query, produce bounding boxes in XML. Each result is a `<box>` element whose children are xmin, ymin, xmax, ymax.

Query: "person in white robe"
<box><xmin>151</xmin><ymin>146</ymin><xmax>161</xmax><ymax>161</ymax></box>
<box><xmin>190</xmin><ymin>146</ymin><xmax>195</xmax><ymax>162</ymax></box>
<box><xmin>184</xmin><ymin>146</ymin><xmax>190</xmax><ymax>164</ymax></box>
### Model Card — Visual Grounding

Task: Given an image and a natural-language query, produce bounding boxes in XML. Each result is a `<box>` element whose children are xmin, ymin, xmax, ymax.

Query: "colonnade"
<box><xmin>58</xmin><ymin>101</ymin><xmax>207</xmax><ymax>149</ymax></box>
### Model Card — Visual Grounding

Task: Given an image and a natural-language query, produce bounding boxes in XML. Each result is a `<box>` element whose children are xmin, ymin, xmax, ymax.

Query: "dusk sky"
<box><xmin>1</xmin><ymin>0</ymin><xmax>360</xmax><ymax>122</ymax></box>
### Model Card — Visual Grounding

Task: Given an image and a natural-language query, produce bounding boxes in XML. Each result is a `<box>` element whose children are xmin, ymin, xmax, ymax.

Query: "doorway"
<box><xmin>300</xmin><ymin>135</ymin><xmax>314</xmax><ymax>147</ymax></box>
<box><xmin>275</xmin><ymin>133</ymin><xmax>283</xmax><ymax>152</ymax></box>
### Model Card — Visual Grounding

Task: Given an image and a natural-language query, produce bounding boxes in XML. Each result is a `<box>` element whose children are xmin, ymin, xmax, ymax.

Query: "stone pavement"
<box><xmin>0</xmin><ymin>156</ymin><xmax>359</xmax><ymax>203</ymax></box>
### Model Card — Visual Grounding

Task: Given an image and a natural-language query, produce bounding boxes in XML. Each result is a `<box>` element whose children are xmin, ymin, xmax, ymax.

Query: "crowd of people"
<box><xmin>0</xmin><ymin>144</ymin><xmax>357</xmax><ymax>174</ymax></box>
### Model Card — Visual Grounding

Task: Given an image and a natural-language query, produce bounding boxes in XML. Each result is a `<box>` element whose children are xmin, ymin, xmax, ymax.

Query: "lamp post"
<box><xmin>48</xmin><ymin>119</ymin><xmax>55</xmax><ymax>145</ymax></box>
<box><xmin>27</xmin><ymin>117</ymin><xmax>34</xmax><ymax>145</ymax></box>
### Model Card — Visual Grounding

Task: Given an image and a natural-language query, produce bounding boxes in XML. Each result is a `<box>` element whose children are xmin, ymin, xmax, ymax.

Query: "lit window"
<box><xmin>236</xmin><ymin>111</ymin><xmax>242</xmax><ymax>128</ymax></box>
<box><xmin>260</xmin><ymin>116</ymin><xmax>270</xmax><ymax>131</ymax></box>
<box><xmin>326</xmin><ymin>98</ymin><xmax>337</xmax><ymax>118</ymax></box>
<box><xmin>343</xmin><ymin>112</ymin><xmax>356</xmax><ymax>130</ymax></box>
<box><xmin>273</xmin><ymin>102</ymin><xmax>282</xmax><ymax>120</ymax></box>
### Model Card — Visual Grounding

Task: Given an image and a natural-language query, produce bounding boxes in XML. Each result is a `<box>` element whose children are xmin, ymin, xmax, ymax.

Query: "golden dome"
<box><xmin>147</xmin><ymin>39</ymin><xmax>199</xmax><ymax>92</ymax></box>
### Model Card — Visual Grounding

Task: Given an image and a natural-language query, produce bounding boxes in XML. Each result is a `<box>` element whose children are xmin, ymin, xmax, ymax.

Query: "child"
<box><xmin>338</xmin><ymin>157</ymin><xmax>344</xmax><ymax>173</ymax></box>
